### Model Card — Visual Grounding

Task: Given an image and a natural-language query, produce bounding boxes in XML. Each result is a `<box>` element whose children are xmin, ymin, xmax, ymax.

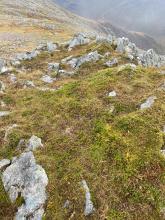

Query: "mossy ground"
<box><xmin>0</xmin><ymin>43</ymin><xmax>165</xmax><ymax>219</ymax></box>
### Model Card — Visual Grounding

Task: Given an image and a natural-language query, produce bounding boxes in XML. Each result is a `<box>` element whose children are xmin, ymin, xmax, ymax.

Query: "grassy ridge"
<box><xmin>0</xmin><ymin>43</ymin><xmax>165</xmax><ymax>219</ymax></box>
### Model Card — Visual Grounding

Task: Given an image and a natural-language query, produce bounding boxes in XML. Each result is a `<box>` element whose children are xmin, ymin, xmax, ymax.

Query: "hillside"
<box><xmin>0</xmin><ymin>0</ymin><xmax>99</xmax><ymax>58</ymax></box>
<box><xmin>55</xmin><ymin>0</ymin><xmax>165</xmax><ymax>54</ymax></box>
<box><xmin>0</xmin><ymin>1</ymin><xmax>165</xmax><ymax>220</ymax></box>
<box><xmin>0</xmin><ymin>31</ymin><xmax>165</xmax><ymax>219</ymax></box>
<box><xmin>0</xmin><ymin>0</ymin><xmax>164</xmax><ymax>60</ymax></box>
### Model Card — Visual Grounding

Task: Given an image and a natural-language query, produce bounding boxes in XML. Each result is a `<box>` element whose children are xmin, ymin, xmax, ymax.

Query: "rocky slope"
<box><xmin>0</xmin><ymin>0</ymin><xmax>164</xmax><ymax>60</ymax></box>
<box><xmin>0</xmin><ymin>32</ymin><xmax>165</xmax><ymax>219</ymax></box>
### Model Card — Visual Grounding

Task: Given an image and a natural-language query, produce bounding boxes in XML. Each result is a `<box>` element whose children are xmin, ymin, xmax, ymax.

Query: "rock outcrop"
<box><xmin>140</xmin><ymin>96</ymin><xmax>157</xmax><ymax>110</ymax></box>
<box><xmin>68</xmin><ymin>33</ymin><xmax>90</xmax><ymax>51</ymax></box>
<box><xmin>2</xmin><ymin>151</ymin><xmax>48</xmax><ymax>220</ymax></box>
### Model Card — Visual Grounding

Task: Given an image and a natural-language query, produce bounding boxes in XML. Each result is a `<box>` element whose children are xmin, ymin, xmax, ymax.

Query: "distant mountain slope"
<box><xmin>55</xmin><ymin>0</ymin><xmax>165</xmax><ymax>54</ymax></box>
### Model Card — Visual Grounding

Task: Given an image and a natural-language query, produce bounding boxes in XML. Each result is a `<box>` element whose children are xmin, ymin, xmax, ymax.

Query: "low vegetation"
<box><xmin>0</xmin><ymin>42</ymin><xmax>165</xmax><ymax>220</ymax></box>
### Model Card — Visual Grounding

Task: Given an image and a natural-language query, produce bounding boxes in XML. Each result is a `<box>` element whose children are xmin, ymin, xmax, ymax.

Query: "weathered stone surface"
<box><xmin>108</xmin><ymin>91</ymin><xmax>117</xmax><ymax>97</ymax></box>
<box><xmin>140</xmin><ymin>96</ymin><xmax>157</xmax><ymax>110</ymax></box>
<box><xmin>68</xmin><ymin>51</ymin><xmax>102</xmax><ymax>69</ymax></box>
<box><xmin>37</xmin><ymin>42</ymin><xmax>57</xmax><ymax>52</ymax></box>
<box><xmin>68</xmin><ymin>33</ymin><xmax>90</xmax><ymax>51</ymax></box>
<box><xmin>105</xmin><ymin>58</ymin><xmax>118</xmax><ymax>67</ymax></box>
<box><xmin>81</xmin><ymin>180</ymin><xmax>95</xmax><ymax>216</ymax></box>
<box><xmin>96</xmin><ymin>34</ymin><xmax>114</xmax><ymax>44</ymax></box>
<box><xmin>41</xmin><ymin>75</ymin><xmax>55</xmax><ymax>83</ymax></box>
<box><xmin>0</xmin><ymin>159</ymin><xmax>10</xmax><ymax>171</ymax></box>
<box><xmin>138</xmin><ymin>49</ymin><xmax>165</xmax><ymax>67</ymax></box>
<box><xmin>16</xmin><ymin>50</ymin><xmax>40</xmax><ymax>61</ymax></box>
<box><xmin>26</xmin><ymin>135</ymin><xmax>43</xmax><ymax>151</ymax></box>
<box><xmin>2</xmin><ymin>151</ymin><xmax>48</xmax><ymax>220</ymax></box>
<box><xmin>48</xmin><ymin>63</ymin><xmax>60</xmax><ymax>72</ymax></box>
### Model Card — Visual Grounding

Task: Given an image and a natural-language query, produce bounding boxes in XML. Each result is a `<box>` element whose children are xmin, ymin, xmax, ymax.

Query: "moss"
<box><xmin>0</xmin><ymin>41</ymin><xmax>165</xmax><ymax>219</ymax></box>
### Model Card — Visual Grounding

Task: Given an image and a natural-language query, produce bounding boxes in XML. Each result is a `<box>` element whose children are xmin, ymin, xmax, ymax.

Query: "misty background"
<box><xmin>55</xmin><ymin>0</ymin><xmax>165</xmax><ymax>44</ymax></box>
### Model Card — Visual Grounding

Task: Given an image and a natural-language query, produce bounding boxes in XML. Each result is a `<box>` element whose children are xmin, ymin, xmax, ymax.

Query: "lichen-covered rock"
<box><xmin>140</xmin><ymin>96</ymin><xmax>157</xmax><ymax>110</ymax></box>
<box><xmin>16</xmin><ymin>50</ymin><xmax>40</xmax><ymax>61</ymax></box>
<box><xmin>96</xmin><ymin>34</ymin><xmax>114</xmax><ymax>44</ymax></box>
<box><xmin>68</xmin><ymin>51</ymin><xmax>102</xmax><ymax>69</ymax></box>
<box><xmin>37</xmin><ymin>42</ymin><xmax>58</xmax><ymax>53</ymax></box>
<box><xmin>81</xmin><ymin>180</ymin><xmax>95</xmax><ymax>216</ymax></box>
<box><xmin>2</xmin><ymin>151</ymin><xmax>48</xmax><ymax>220</ymax></box>
<box><xmin>68</xmin><ymin>33</ymin><xmax>90</xmax><ymax>51</ymax></box>
<box><xmin>26</xmin><ymin>135</ymin><xmax>43</xmax><ymax>151</ymax></box>
<box><xmin>138</xmin><ymin>49</ymin><xmax>165</xmax><ymax>67</ymax></box>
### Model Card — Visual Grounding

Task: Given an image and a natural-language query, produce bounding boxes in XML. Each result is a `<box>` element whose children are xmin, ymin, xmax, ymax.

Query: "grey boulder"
<box><xmin>2</xmin><ymin>151</ymin><xmax>48</xmax><ymax>220</ymax></box>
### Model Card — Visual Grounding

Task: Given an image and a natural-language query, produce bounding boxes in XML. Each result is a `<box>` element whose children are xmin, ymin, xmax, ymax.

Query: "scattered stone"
<box><xmin>0</xmin><ymin>111</ymin><xmax>10</xmax><ymax>117</ymax></box>
<box><xmin>4</xmin><ymin>124</ymin><xmax>18</xmax><ymax>142</ymax></box>
<box><xmin>68</xmin><ymin>33</ymin><xmax>90</xmax><ymax>51</ymax></box>
<box><xmin>0</xmin><ymin>159</ymin><xmax>10</xmax><ymax>171</ymax></box>
<box><xmin>26</xmin><ymin>135</ymin><xmax>43</xmax><ymax>151</ymax></box>
<box><xmin>2</xmin><ymin>151</ymin><xmax>48</xmax><ymax>219</ymax></box>
<box><xmin>47</xmin><ymin>42</ymin><xmax>58</xmax><ymax>53</ymax></box>
<box><xmin>140</xmin><ymin>96</ymin><xmax>157</xmax><ymax>110</ymax></box>
<box><xmin>63</xmin><ymin>200</ymin><xmax>70</xmax><ymax>209</ymax></box>
<box><xmin>0</xmin><ymin>80</ymin><xmax>5</xmax><ymax>92</ymax></box>
<box><xmin>104</xmin><ymin>52</ymin><xmax>111</xmax><ymax>58</ymax></box>
<box><xmin>105</xmin><ymin>58</ymin><xmax>118</xmax><ymax>67</ymax></box>
<box><xmin>0</xmin><ymin>66</ymin><xmax>12</xmax><ymax>74</ymax></box>
<box><xmin>48</xmin><ymin>63</ymin><xmax>60</xmax><ymax>72</ymax></box>
<box><xmin>108</xmin><ymin>91</ymin><xmax>117</xmax><ymax>97</ymax></box>
<box><xmin>16</xmin><ymin>50</ymin><xmax>40</xmax><ymax>61</ymax></box>
<box><xmin>41</xmin><ymin>75</ymin><xmax>55</xmax><ymax>84</ymax></box>
<box><xmin>68</xmin><ymin>51</ymin><xmax>102</xmax><ymax>69</ymax></box>
<box><xmin>96</xmin><ymin>34</ymin><xmax>114</xmax><ymax>44</ymax></box>
<box><xmin>37</xmin><ymin>42</ymin><xmax>58</xmax><ymax>53</ymax></box>
<box><xmin>23</xmin><ymin>80</ymin><xmax>35</xmax><ymax>88</ymax></box>
<box><xmin>81</xmin><ymin>180</ymin><xmax>95</xmax><ymax>216</ymax></box>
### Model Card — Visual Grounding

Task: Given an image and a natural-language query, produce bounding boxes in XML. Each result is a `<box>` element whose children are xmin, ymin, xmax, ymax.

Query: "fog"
<box><xmin>55</xmin><ymin>0</ymin><xmax>165</xmax><ymax>38</ymax></box>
